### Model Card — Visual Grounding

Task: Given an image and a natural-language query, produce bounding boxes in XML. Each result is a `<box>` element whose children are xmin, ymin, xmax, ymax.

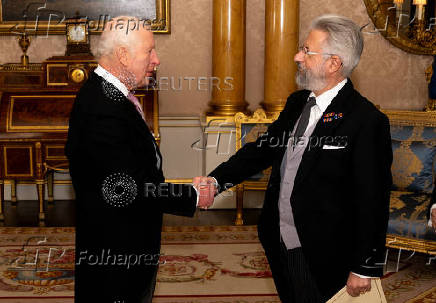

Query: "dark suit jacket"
<box><xmin>66</xmin><ymin>72</ymin><xmax>197</xmax><ymax>302</ymax></box>
<box><xmin>209</xmin><ymin>80</ymin><xmax>393</xmax><ymax>299</ymax></box>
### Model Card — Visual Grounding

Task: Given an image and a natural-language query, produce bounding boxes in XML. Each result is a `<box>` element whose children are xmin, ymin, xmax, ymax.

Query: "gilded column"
<box><xmin>262</xmin><ymin>0</ymin><xmax>299</xmax><ymax>114</ymax></box>
<box><xmin>208</xmin><ymin>0</ymin><xmax>248</xmax><ymax>117</ymax></box>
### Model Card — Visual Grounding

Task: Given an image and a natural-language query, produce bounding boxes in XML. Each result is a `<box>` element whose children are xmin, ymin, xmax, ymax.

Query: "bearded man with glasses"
<box><xmin>208</xmin><ymin>15</ymin><xmax>392</xmax><ymax>302</ymax></box>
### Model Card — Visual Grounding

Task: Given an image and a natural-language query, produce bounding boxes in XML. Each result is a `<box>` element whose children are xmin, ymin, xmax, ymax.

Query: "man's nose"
<box><xmin>294</xmin><ymin>50</ymin><xmax>304</xmax><ymax>63</ymax></box>
<box><xmin>152</xmin><ymin>50</ymin><xmax>160</xmax><ymax>66</ymax></box>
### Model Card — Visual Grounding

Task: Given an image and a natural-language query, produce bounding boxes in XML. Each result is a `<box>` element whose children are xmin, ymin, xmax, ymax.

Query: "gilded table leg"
<box><xmin>47</xmin><ymin>171</ymin><xmax>54</xmax><ymax>203</ymax></box>
<box><xmin>10</xmin><ymin>179</ymin><xmax>17</xmax><ymax>204</ymax></box>
<box><xmin>235</xmin><ymin>184</ymin><xmax>244</xmax><ymax>226</ymax></box>
<box><xmin>37</xmin><ymin>181</ymin><xmax>45</xmax><ymax>227</ymax></box>
<box><xmin>35</xmin><ymin>142</ymin><xmax>45</xmax><ymax>226</ymax></box>
<box><xmin>0</xmin><ymin>180</ymin><xmax>4</xmax><ymax>225</ymax></box>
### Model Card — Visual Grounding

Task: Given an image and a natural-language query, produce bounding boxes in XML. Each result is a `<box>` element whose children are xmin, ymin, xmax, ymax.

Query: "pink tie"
<box><xmin>128</xmin><ymin>92</ymin><xmax>161</xmax><ymax>169</ymax></box>
<box><xmin>127</xmin><ymin>92</ymin><xmax>145</xmax><ymax>121</ymax></box>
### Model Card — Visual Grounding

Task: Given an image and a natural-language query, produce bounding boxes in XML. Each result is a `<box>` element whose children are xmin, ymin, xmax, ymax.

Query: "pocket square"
<box><xmin>323</xmin><ymin>145</ymin><xmax>346</xmax><ymax>150</ymax></box>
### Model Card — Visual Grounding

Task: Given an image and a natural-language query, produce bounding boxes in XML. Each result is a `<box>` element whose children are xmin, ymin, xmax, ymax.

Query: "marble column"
<box><xmin>262</xmin><ymin>0</ymin><xmax>299</xmax><ymax>114</ymax></box>
<box><xmin>207</xmin><ymin>0</ymin><xmax>248</xmax><ymax>117</ymax></box>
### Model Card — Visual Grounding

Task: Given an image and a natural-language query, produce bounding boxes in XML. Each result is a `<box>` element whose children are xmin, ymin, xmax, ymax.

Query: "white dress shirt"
<box><xmin>307</xmin><ymin>78</ymin><xmax>347</xmax><ymax>128</ymax></box>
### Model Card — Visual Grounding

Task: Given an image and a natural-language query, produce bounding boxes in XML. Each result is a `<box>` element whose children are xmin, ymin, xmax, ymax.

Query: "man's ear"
<box><xmin>116</xmin><ymin>46</ymin><xmax>130</xmax><ymax>67</ymax></box>
<box><xmin>329</xmin><ymin>55</ymin><xmax>342</xmax><ymax>74</ymax></box>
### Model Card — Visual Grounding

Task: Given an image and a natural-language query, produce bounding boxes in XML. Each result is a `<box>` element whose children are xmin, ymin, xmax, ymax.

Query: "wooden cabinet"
<box><xmin>0</xmin><ymin>56</ymin><xmax>159</xmax><ymax>226</ymax></box>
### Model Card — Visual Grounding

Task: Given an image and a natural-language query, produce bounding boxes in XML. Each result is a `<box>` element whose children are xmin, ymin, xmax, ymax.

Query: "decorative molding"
<box><xmin>386</xmin><ymin>234</ymin><xmax>436</xmax><ymax>255</ymax></box>
<box><xmin>3</xmin><ymin>180</ymin><xmax>71</xmax><ymax>185</ymax></box>
<box><xmin>382</xmin><ymin>109</ymin><xmax>436</xmax><ymax>127</ymax></box>
<box><xmin>235</xmin><ymin>109</ymin><xmax>279</xmax><ymax>151</ymax></box>
<box><xmin>0</xmin><ymin>63</ymin><xmax>43</xmax><ymax>71</ymax></box>
<box><xmin>159</xmin><ymin>116</ymin><xmax>202</xmax><ymax>128</ymax></box>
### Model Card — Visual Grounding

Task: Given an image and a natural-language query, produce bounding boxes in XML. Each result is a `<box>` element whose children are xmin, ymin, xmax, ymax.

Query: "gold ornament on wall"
<box><xmin>363</xmin><ymin>0</ymin><xmax>436</xmax><ymax>55</ymax></box>
<box><xmin>18</xmin><ymin>32</ymin><xmax>30</xmax><ymax>66</ymax></box>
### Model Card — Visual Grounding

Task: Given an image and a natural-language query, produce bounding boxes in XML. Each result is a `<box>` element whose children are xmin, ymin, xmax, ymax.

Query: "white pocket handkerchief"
<box><xmin>323</xmin><ymin>145</ymin><xmax>346</xmax><ymax>150</ymax></box>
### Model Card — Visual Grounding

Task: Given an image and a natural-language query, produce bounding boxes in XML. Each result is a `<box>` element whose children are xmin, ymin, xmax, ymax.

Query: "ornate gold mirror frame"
<box><xmin>0</xmin><ymin>0</ymin><xmax>170</xmax><ymax>35</ymax></box>
<box><xmin>363</xmin><ymin>0</ymin><xmax>435</xmax><ymax>55</ymax></box>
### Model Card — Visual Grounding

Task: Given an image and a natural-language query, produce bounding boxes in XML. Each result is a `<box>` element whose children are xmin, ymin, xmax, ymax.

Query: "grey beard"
<box><xmin>295</xmin><ymin>64</ymin><xmax>327</xmax><ymax>92</ymax></box>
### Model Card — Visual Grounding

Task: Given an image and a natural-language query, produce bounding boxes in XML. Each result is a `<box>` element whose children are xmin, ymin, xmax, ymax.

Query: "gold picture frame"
<box><xmin>363</xmin><ymin>0</ymin><xmax>435</xmax><ymax>55</ymax></box>
<box><xmin>233</xmin><ymin>109</ymin><xmax>280</xmax><ymax>225</ymax></box>
<box><xmin>0</xmin><ymin>0</ymin><xmax>170</xmax><ymax>35</ymax></box>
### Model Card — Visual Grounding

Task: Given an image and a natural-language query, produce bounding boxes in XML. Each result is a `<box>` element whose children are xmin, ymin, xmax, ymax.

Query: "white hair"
<box><xmin>95</xmin><ymin>16</ymin><xmax>151</xmax><ymax>60</ymax></box>
<box><xmin>311</xmin><ymin>15</ymin><xmax>363</xmax><ymax>77</ymax></box>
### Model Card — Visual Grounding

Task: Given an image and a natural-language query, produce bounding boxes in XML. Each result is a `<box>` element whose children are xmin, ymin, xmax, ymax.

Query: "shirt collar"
<box><xmin>94</xmin><ymin>65</ymin><xmax>129</xmax><ymax>97</ymax></box>
<box><xmin>309</xmin><ymin>78</ymin><xmax>347</xmax><ymax>113</ymax></box>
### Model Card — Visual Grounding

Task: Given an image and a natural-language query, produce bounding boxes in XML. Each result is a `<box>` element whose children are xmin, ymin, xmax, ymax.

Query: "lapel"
<box><xmin>276</xmin><ymin>91</ymin><xmax>311</xmax><ymax>161</ymax></box>
<box><xmin>124</xmin><ymin>96</ymin><xmax>163</xmax><ymax>168</ymax></box>
<box><xmin>93</xmin><ymin>73</ymin><xmax>163</xmax><ymax>169</ymax></box>
<box><xmin>293</xmin><ymin>79</ymin><xmax>355</xmax><ymax>190</ymax></box>
<box><xmin>125</xmin><ymin>100</ymin><xmax>151</xmax><ymax>139</ymax></box>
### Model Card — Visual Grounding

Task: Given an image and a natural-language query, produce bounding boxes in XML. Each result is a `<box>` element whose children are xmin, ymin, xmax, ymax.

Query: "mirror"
<box><xmin>363</xmin><ymin>0</ymin><xmax>436</xmax><ymax>55</ymax></box>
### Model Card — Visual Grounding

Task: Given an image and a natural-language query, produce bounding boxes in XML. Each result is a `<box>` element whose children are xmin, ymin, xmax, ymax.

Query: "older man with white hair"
<box><xmin>66</xmin><ymin>16</ymin><xmax>214</xmax><ymax>303</ymax></box>
<box><xmin>208</xmin><ymin>15</ymin><xmax>392</xmax><ymax>302</ymax></box>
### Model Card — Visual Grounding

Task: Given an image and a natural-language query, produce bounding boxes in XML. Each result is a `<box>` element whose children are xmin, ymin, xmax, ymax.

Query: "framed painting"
<box><xmin>0</xmin><ymin>0</ymin><xmax>170</xmax><ymax>35</ymax></box>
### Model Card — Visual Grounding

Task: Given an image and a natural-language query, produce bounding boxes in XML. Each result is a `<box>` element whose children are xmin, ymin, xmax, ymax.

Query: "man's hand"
<box><xmin>431</xmin><ymin>208</ymin><xmax>436</xmax><ymax>230</ymax></box>
<box><xmin>192</xmin><ymin>176</ymin><xmax>217</xmax><ymax>209</ymax></box>
<box><xmin>346</xmin><ymin>273</ymin><xmax>371</xmax><ymax>297</ymax></box>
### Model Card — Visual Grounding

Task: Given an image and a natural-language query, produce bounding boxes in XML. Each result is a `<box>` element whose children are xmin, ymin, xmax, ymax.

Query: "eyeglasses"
<box><xmin>297</xmin><ymin>46</ymin><xmax>336</xmax><ymax>57</ymax></box>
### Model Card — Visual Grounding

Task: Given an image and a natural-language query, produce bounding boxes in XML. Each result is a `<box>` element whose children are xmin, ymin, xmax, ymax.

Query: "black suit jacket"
<box><xmin>210</xmin><ymin>80</ymin><xmax>393</xmax><ymax>299</ymax></box>
<box><xmin>66</xmin><ymin>73</ymin><xmax>197</xmax><ymax>302</ymax></box>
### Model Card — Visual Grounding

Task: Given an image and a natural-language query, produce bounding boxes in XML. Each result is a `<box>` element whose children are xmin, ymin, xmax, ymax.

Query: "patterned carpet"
<box><xmin>0</xmin><ymin>226</ymin><xmax>434</xmax><ymax>303</ymax></box>
<box><xmin>381</xmin><ymin>251</ymin><xmax>436</xmax><ymax>303</ymax></box>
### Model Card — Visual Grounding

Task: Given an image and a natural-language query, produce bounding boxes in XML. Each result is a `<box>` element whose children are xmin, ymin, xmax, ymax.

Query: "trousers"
<box><xmin>273</xmin><ymin>241</ymin><xmax>326</xmax><ymax>303</ymax></box>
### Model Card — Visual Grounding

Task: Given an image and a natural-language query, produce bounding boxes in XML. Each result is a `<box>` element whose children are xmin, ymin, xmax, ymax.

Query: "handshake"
<box><xmin>192</xmin><ymin>176</ymin><xmax>218</xmax><ymax>209</ymax></box>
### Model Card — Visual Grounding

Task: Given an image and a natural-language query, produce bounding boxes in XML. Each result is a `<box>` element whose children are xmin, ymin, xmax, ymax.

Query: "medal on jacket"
<box><xmin>323</xmin><ymin>112</ymin><xmax>343</xmax><ymax>123</ymax></box>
